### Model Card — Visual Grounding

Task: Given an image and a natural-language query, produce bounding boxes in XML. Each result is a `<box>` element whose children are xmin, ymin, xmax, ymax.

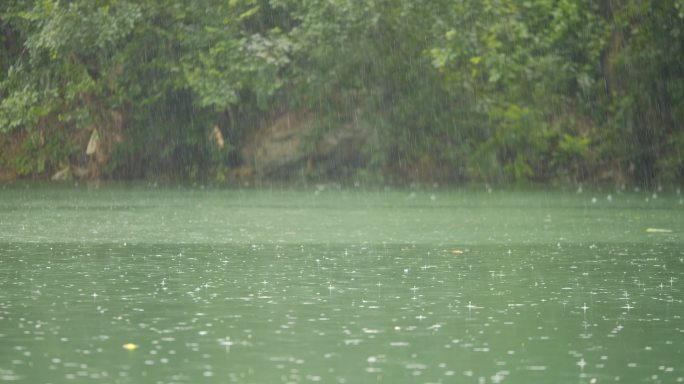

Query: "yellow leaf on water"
<box><xmin>123</xmin><ymin>343</ymin><xmax>138</xmax><ymax>351</ymax></box>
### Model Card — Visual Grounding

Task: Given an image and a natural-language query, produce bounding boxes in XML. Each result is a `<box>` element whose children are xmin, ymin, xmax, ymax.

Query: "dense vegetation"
<box><xmin>1</xmin><ymin>0</ymin><xmax>683</xmax><ymax>186</ymax></box>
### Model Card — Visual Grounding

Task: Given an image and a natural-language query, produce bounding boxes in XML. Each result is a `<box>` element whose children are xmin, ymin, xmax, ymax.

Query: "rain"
<box><xmin>1</xmin><ymin>0</ymin><xmax>684</xmax><ymax>383</ymax></box>
<box><xmin>1</xmin><ymin>188</ymin><xmax>683</xmax><ymax>383</ymax></box>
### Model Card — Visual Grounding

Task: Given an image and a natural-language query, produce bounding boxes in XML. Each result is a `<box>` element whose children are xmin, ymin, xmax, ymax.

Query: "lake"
<box><xmin>1</xmin><ymin>183</ymin><xmax>682</xmax><ymax>383</ymax></box>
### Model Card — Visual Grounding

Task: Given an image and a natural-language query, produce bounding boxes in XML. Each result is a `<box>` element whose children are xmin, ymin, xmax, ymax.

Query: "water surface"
<box><xmin>1</xmin><ymin>184</ymin><xmax>683</xmax><ymax>383</ymax></box>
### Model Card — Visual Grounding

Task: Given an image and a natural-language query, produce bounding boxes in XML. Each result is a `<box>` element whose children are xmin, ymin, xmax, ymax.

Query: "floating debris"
<box><xmin>122</xmin><ymin>343</ymin><xmax>138</xmax><ymax>351</ymax></box>
<box><xmin>646</xmin><ymin>228</ymin><xmax>673</xmax><ymax>233</ymax></box>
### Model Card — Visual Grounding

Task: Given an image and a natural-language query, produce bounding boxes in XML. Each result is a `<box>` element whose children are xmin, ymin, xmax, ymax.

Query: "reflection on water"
<box><xmin>0</xmin><ymin>186</ymin><xmax>682</xmax><ymax>383</ymax></box>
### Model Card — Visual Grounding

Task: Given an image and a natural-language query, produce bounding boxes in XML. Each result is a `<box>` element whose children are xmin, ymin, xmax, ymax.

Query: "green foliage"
<box><xmin>1</xmin><ymin>0</ymin><xmax>682</xmax><ymax>184</ymax></box>
<box><xmin>12</xmin><ymin>130</ymin><xmax>77</xmax><ymax>176</ymax></box>
<box><xmin>182</xmin><ymin>26</ymin><xmax>291</xmax><ymax>109</ymax></box>
<box><xmin>425</xmin><ymin>0</ymin><xmax>610</xmax><ymax>182</ymax></box>
<box><xmin>0</xmin><ymin>81</ymin><xmax>54</xmax><ymax>132</ymax></box>
<box><xmin>604</xmin><ymin>0</ymin><xmax>684</xmax><ymax>185</ymax></box>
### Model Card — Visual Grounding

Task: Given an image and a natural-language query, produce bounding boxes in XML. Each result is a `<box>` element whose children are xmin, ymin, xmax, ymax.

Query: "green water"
<box><xmin>1</xmin><ymin>184</ymin><xmax>683</xmax><ymax>383</ymax></box>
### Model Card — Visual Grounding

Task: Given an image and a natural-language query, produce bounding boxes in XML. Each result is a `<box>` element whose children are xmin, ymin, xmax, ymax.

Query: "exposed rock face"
<box><xmin>51</xmin><ymin>165</ymin><xmax>90</xmax><ymax>181</ymax></box>
<box><xmin>82</xmin><ymin>110</ymin><xmax>124</xmax><ymax>180</ymax></box>
<box><xmin>209</xmin><ymin>125</ymin><xmax>225</xmax><ymax>149</ymax></box>
<box><xmin>86</xmin><ymin>129</ymin><xmax>100</xmax><ymax>155</ymax></box>
<box><xmin>240</xmin><ymin>112</ymin><xmax>316</xmax><ymax>178</ymax></box>
<box><xmin>51</xmin><ymin>167</ymin><xmax>71</xmax><ymax>181</ymax></box>
<box><xmin>312</xmin><ymin>116</ymin><xmax>374</xmax><ymax>171</ymax></box>
<box><xmin>239</xmin><ymin>110</ymin><xmax>374</xmax><ymax>179</ymax></box>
